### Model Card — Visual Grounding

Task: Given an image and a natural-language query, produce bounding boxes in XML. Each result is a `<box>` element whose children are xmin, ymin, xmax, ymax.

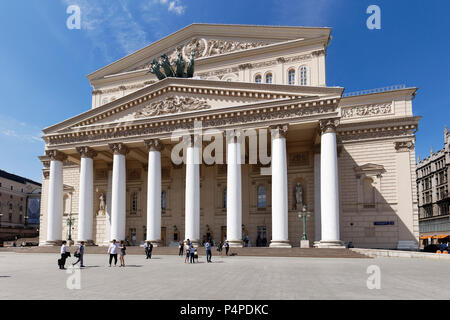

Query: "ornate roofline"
<box><xmin>87</xmin><ymin>23</ymin><xmax>331</xmax><ymax>82</ymax></box>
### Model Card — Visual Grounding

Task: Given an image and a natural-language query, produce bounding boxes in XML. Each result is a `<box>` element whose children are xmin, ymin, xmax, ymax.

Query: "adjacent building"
<box><xmin>0</xmin><ymin>169</ymin><xmax>41</xmax><ymax>241</ymax></box>
<box><xmin>39</xmin><ymin>24</ymin><xmax>420</xmax><ymax>249</ymax></box>
<box><xmin>417</xmin><ymin>128</ymin><xmax>450</xmax><ymax>247</ymax></box>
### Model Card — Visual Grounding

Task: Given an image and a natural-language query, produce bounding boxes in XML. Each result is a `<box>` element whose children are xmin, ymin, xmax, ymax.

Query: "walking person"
<box><xmin>59</xmin><ymin>240</ymin><xmax>69</xmax><ymax>269</ymax></box>
<box><xmin>72</xmin><ymin>241</ymin><xmax>85</xmax><ymax>268</ymax></box>
<box><xmin>119</xmin><ymin>240</ymin><xmax>126</xmax><ymax>267</ymax></box>
<box><xmin>147</xmin><ymin>241</ymin><xmax>153</xmax><ymax>259</ymax></box>
<box><xmin>144</xmin><ymin>241</ymin><xmax>152</xmax><ymax>259</ymax></box>
<box><xmin>225</xmin><ymin>240</ymin><xmax>230</xmax><ymax>256</ymax></box>
<box><xmin>205</xmin><ymin>241</ymin><xmax>212</xmax><ymax>263</ymax></box>
<box><xmin>107</xmin><ymin>239</ymin><xmax>119</xmax><ymax>267</ymax></box>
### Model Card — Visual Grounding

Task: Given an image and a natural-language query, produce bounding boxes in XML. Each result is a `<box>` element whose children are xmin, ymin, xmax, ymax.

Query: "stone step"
<box><xmin>0</xmin><ymin>246</ymin><xmax>368</xmax><ymax>258</ymax></box>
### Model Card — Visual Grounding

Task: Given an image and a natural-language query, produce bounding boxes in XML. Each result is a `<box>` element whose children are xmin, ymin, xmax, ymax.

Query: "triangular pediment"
<box><xmin>87</xmin><ymin>24</ymin><xmax>331</xmax><ymax>81</ymax></box>
<box><xmin>43</xmin><ymin>78</ymin><xmax>343</xmax><ymax>136</ymax></box>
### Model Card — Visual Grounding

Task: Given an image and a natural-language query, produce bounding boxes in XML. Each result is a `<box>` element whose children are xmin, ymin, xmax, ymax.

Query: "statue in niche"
<box><xmin>98</xmin><ymin>193</ymin><xmax>106</xmax><ymax>215</ymax></box>
<box><xmin>295</xmin><ymin>183</ymin><xmax>303</xmax><ymax>209</ymax></box>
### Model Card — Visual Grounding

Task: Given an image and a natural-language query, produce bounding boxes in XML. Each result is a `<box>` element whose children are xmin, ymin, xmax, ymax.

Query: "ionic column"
<box><xmin>109</xmin><ymin>143</ymin><xmax>128</xmax><ymax>241</ymax></box>
<box><xmin>318</xmin><ymin>119</ymin><xmax>343</xmax><ymax>248</ymax></box>
<box><xmin>144</xmin><ymin>139</ymin><xmax>164</xmax><ymax>246</ymax></box>
<box><xmin>270</xmin><ymin>124</ymin><xmax>291</xmax><ymax>248</ymax></box>
<box><xmin>76</xmin><ymin>146</ymin><xmax>97</xmax><ymax>245</ymax></box>
<box><xmin>45</xmin><ymin>150</ymin><xmax>67</xmax><ymax>245</ymax></box>
<box><xmin>226</xmin><ymin>131</ymin><xmax>243</xmax><ymax>247</ymax></box>
<box><xmin>185</xmin><ymin>135</ymin><xmax>200</xmax><ymax>246</ymax></box>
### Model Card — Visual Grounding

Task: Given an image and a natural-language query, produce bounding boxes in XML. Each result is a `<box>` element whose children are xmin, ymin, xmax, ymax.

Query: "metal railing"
<box><xmin>342</xmin><ymin>84</ymin><xmax>406</xmax><ymax>97</ymax></box>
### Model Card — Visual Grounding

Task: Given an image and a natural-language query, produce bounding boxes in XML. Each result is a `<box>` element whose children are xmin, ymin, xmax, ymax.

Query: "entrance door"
<box><xmin>257</xmin><ymin>226</ymin><xmax>267</xmax><ymax>247</ymax></box>
<box><xmin>161</xmin><ymin>227</ymin><xmax>166</xmax><ymax>246</ymax></box>
<box><xmin>221</xmin><ymin>226</ymin><xmax>227</xmax><ymax>243</ymax></box>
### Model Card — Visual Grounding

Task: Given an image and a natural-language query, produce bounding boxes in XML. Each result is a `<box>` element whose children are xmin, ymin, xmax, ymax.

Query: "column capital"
<box><xmin>270</xmin><ymin>124</ymin><xmax>288</xmax><ymax>139</ymax></box>
<box><xmin>45</xmin><ymin>150</ymin><xmax>67</xmax><ymax>162</ymax></box>
<box><xmin>319</xmin><ymin>118</ymin><xmax>339</xmax><ymax>135</ymax></box>
<box><xmin>225</xmin><ymin>129</ymin><xmax>242</xmax><ymax>144</ymax></box>
<box><xmin>109</xmin><ymin>143</ymin><xmax>128</xmax><ymax>155</ymax></box>
<box><xmin>185</xmin><ymin>134</ymin><xmax>201</xmax><ymax>147</ymax></box>
<box><xmin>76</xmin><ymin>146</ymin><xmax>97</xmax><ymax>159</ymax></box>
<box><xmin>144</xmin><ymin>139</ymin><xmax>164</xmax><ymax>152</ymax></box>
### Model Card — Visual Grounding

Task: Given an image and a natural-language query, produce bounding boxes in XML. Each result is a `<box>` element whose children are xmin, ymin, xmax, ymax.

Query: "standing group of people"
<box><xmin>58</xmin><ymin>238</ymin><xmax>233</xmax><ymax>269</ymax></box>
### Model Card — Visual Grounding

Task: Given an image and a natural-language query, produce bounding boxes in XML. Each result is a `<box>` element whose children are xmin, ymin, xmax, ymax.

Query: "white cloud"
<box><xmin>0</xmin><ymin>115</ymin><xmax>42</xmax><ymax>144</ymax></box>
<box><xmin>168</xmin><ymin>1</ymin><xmax>185</xmax><ymax>15</ymax></box>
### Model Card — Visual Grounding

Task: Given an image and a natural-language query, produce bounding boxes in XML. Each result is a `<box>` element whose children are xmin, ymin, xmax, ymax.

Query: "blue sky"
<box><xmin>0</xmin><ymin>0</ymin><xmax>449</xmax><ymax>182</ymax></box>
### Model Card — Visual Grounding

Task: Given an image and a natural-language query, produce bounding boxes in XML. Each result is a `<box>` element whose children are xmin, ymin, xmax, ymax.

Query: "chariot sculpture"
<box><xmin>147</xmin><ymin>50</ymin><xmax>195</xmax><ymax>80</ymax></box>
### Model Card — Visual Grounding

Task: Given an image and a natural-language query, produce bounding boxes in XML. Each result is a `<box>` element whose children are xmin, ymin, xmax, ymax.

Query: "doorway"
<box><xmin>221</xmin><ymin>226</ymin><xmax>227</xmax><ymax>243</ymax></box>
<box><xmin>161</xmin><ymin>227</ymin><xmax>166</xmax><ymax>246</ymax></box>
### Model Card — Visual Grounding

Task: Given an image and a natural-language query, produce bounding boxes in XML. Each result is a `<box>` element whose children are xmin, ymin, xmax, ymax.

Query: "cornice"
<box><xmin>44</xmin><ymin>97</ymin><xmax>340</xmax><ymax>148</ymax></box>
<box><xmin>43</xmin><ymin>77</ymin><xmax>343</xmax><ymax>135</ymax></box>
<box><xmin>337</xmin><ymin>117</ymin><xmax>420</xmax><ymax>143</ymax></box>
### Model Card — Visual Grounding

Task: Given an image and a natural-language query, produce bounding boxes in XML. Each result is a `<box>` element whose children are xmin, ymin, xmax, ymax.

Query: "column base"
<box><xmin>40</xmin><ymin>240</ymin><xmax>62</xmax><ymax>246</ymax></box>
<box><xmin>300</xmin><ymin>240</ymin><xmax>310</xmax><ymax>248</ymax></box>
<box><xmin>77</xmin><ymin>240</ymin><xmax>96</xmax><ymax>246</ymax></box>
<box><xmin>146</xmin><ymin>240</ymin><xmax>162</xmax><ymax>247</ymax></box>
<box><xmin>227</xmin><ymin>240</ymin><xmax>243</xmax><ymax>248</ymax></box>
<box><xmin>316</xmin><ymin>240</ymin><xmax>345</xmax><ymax>248</ymax></box>
<box><xmin>269</xmin><ymin>240</ymin><xmax>292</xmax><ymax>248</ymax></box>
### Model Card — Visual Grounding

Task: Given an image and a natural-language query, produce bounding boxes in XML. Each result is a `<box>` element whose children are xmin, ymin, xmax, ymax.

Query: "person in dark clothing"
<box><xmin>179</xmin><ymin>241</ymin><xmax>184</xmax><ymax>256</ymax></box>
<box><xmin>190</xmin><ymin>245</ymin><xmax>196</xmax><ymax>263</ymax></box>
<box><xmin>205</xmin><ymin>241</ymin><xmax>212</xmax><ymax>263</ymax></box>
<box><xmin>144</xmin><ymin>241</ymin><xmax>153</xmax><ymax>259</ymax></box>
<box><xmin>225</xmin><ymin>241</ymin><xmax>230</xmax><ymax>256</ymax></box>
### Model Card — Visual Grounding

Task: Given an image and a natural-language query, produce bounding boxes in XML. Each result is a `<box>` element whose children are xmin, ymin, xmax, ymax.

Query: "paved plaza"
<box><xmin>1</xmin><ymin>252</ymin><xmax>449</xmax><ymax>299</ymax></box>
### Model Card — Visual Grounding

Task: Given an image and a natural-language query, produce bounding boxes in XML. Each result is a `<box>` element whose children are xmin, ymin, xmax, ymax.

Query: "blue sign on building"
<box><xmin>374</xmin><ymin>221</ymin><xmax>395</xmax><ymax>226</ymax></box>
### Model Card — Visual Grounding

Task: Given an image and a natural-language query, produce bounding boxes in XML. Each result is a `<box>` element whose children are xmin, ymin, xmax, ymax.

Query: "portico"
<box><xmin>38</xmin><ymin>24</ymin><xmax>420</xmax><ymax>250</ymax></box>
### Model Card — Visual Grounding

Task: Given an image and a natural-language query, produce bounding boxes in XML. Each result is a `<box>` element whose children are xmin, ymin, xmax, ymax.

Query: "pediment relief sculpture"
<box><xmin>134</xmin><ymin>96</ymin><xmax>211</xmax><ymax>118</ymax></box>
<box><xmin>133</xmin><ymin>38</ymin><xmax>271</xmax><ymax>72</ymax></box>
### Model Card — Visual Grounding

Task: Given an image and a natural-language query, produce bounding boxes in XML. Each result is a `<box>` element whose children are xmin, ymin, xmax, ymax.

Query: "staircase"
<box><xmin>0</xmin><ymin>245</ymin><xmax>368</xmax><ymax>258</ymax></box>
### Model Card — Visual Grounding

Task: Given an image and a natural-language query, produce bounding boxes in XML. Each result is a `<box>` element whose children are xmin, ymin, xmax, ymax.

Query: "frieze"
<box><xmin>46</xmin><ymin>103</ymin><xmax>337</xmax><ymax>146</ymax></box>
<box><xmin>338</xmin><ymin>128</ymin><xmax>415</xmax><ymax>142</ymax></box>
<box><xmin>134</xmin><ymin>96</ymin><xmax>211</xmax><ymax>118</ymax></box>
<box><xmin>341</xmin><ymin>103</ymin><xmax>392</xmax><ymax>119</ymax></box>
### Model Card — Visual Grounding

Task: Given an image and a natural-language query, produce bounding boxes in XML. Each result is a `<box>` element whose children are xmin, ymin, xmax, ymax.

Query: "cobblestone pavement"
<box><xmin>1</xmin><ymin>252</ymin><xmax>449</xmax><ymax>299</ymax></box>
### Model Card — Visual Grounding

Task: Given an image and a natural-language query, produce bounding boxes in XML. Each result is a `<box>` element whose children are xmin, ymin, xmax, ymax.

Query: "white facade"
<box><xmin>39</xmin><ymin>24</ymin><xmax>419</xmax><ymax>249</ymax></box>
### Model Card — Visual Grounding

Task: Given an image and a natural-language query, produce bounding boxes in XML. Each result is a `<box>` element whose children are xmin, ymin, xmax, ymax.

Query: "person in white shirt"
<box><xmin>107</xmin><ymin>239</ymin><xmax>119</xmax><ymax>267</ymax></box>
<box><xmin>59</xmin><ymin>241</ymin><xmax>68</xmax><ymax>269</ymax></box>
<box><xmin>184</xmin><ymin>239</ymin><xmax>191</xmax><ymax>263</ymax></box>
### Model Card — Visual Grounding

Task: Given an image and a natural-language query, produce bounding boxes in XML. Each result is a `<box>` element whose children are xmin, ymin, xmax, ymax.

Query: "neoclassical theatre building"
<box><xmin>39</xmin><ymin>24</ymin><xmax>420</xmax><ymax>249</ymax></box>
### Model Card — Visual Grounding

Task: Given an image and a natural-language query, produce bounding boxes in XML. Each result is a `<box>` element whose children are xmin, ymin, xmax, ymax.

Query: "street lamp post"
<box><xmin>67</xmin><ymin>213</ymin><xmax>74</xmax><ymax>243</ymax></box>
<box><xmin>298</xmin><ymin>205</ymin><xmax>311</xmax><ymax>247</ymax></box>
